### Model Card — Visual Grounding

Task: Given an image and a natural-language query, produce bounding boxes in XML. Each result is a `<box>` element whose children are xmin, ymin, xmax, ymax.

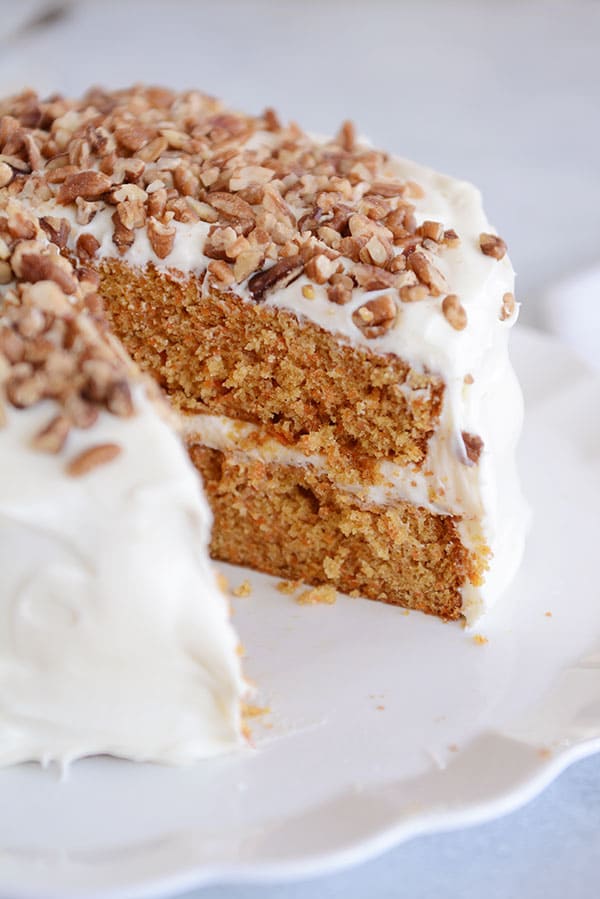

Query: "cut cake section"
<box><xmin>0</xmin><ymin>86</ymin><xmax>528</xmax><ymax>623</ymax></box>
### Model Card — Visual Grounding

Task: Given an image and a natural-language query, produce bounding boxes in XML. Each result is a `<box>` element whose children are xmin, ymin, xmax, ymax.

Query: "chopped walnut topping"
<box><xmin>461</xmin><ymin>432</ymin><xmax>484</xmax><ymax>465</ymax></box>
<box><xmin>67</xmin><ymin>443</ymin><xmax>122</xmax><ymax>476</ymax></box>
<box><xmin>441</xmin><ymin>293</ymin><xmax>467</xmax><ymax>331</ymax></box>
<box><xmin>352</xmin><ymin>294</ymin><xmax>397</xmax><ymax>338</ymax></box>
<box><xmin>500</xmin><ymin>291</ymin><xmax>516</xmax><ymax>321</ymax></box>
<box><xmin>480</xmin><ymin>232</ymin><xmax>507</xmax><ymax>260</ymax></box>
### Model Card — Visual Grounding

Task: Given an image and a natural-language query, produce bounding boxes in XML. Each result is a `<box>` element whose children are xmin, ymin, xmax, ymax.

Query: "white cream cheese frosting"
<box><xmin>0</xmin><ymin>386</ymin><xmax>246</xmax><ymax>767</ymax></box>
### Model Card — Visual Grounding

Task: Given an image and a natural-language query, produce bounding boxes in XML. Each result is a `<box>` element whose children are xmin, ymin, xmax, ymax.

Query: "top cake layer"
<box><xmin>0</xmin><ymin>85</ymin><xmax>515</xmax><ymax>370</ymax></box>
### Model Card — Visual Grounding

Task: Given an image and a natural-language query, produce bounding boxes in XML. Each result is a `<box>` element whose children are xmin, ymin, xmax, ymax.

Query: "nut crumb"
<box><xmin>462</xmin><ymin>431</ymin><xmax>484</xmax><ymax>465</ymax></box>
<box><xmin>302</xmin><ymin>284</ymin><xmax>315</xmax><ymax>300</ymax></box>
<box><xmin>500</xmin><ymin>291</ymin><xmax>516</xmax><ymax>321</ymax></box>
<box><xmin>233</xmin><ymin>579</ymin><xmax>252</xmax><ymax>597</ymax></box>
<box><xmin>472</xmin><ymin>633</ymin><xmax>488</xmax><ymax>646</ymax></box>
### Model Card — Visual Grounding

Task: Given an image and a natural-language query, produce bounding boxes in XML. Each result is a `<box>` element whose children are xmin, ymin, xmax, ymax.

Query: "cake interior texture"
<box><xmin>98</xmin><ymin>260</ymin><xmax>483</xmax><ymax>620</ymax></box>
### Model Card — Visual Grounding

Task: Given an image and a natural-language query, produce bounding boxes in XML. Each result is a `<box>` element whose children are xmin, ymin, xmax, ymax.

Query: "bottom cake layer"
<box><xmin>190</xmin><ymin>446</ymin><xmax>487</xmax><ymax>621</ymax></box>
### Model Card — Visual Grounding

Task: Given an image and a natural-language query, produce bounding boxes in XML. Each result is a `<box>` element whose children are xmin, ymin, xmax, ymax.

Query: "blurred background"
<box><xmin>0</xmin><ymin>0</ymin><xmax>599</xmax><ymax>366</ymax></box>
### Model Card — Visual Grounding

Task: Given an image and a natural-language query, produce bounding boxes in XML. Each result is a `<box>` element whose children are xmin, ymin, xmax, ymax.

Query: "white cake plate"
<box><xmin>1</xmin><ymin>326</ymin><xmax>599</xmax><ymax>899</ymax></box>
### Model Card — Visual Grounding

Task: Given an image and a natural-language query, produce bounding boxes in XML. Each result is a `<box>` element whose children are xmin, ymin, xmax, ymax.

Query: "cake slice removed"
<box><xmin>0</xmin><ymin>202</ymin><xmax>246</xmax><ymax>767</ymax></box>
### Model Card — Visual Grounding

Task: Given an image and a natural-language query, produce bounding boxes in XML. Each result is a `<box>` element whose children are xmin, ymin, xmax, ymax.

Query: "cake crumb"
<box><xmin>448</xmin><ymin>743</ymin><xmax>459</xmax><ymax>752</ymax></box>
<box><xmin>296</xmin><ymin>585</ymin><xmax>337</xmax><ymax>605</ymax></box>
<box><xmin>276</xmin><ymin>579</ymin><xmax>302</xmax><ymax>595</ymax></box>
<box><xmin>545</xmin><ymin>611</ymin><xmax>553</xmax><ymax>618</ymax></box>
<box><xmin>473</xmin><ymin>633</ymin><xmax>488</xmax><ymax>645</ymax></box>
<box><xmin>241</xmin><ymin>703</ymin><xmax>271</xmax><ymax>718</ymax></box>
<box><xmin>233</xmin><ymin>579</ymin><xmax>252</xmax><ymax>597</ymax></box>
<box><xmin>376</xmin><ymin>705</ymin><xmax>385</xmax><ymax>711</ymax></box>
<box><xmin>302</xmin><ymin>284</ymin><xmax>315</xmax><ymax>300</ymax></box>
<box><xmin>401</xmin><ymin>609</ymin><xmax>410</xmax><ymax>616</ymax></box>
<box><xmin>538</xmin><ymin>747</ymin><xmax>552</xmax><ymax>759</ymax></box>
<box><xmin>215</xmin><ymin>571</ymin><xmax>229</xmax><ymax>592</ymax></box>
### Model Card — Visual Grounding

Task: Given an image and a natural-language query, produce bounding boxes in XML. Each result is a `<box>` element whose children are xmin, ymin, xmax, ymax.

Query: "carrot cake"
<box><xmin>0</xmin><ymin>85</ymin><xmax>527</xmax><ymax>637</ymax></box>
<box><xmin>0</xmin><ymin>200</ymin><xmax>246</xmax><ymax>767</ymax></box>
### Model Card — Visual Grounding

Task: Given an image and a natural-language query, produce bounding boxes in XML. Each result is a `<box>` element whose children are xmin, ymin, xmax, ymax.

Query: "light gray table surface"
<box><xmin>0</xmin><ymin>1</ymin><xmax>599</xmax><ymax>896</ymax></box>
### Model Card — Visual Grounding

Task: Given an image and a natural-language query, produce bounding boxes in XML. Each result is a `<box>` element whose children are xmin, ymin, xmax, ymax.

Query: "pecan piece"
<box><xmin>111</xmin><ymin>210</ymin><xmax>134</xmax><ymax>254</ymax></box>
<box><xmin>207</xmin><ymin>191</ymin><xmax>255</xmax><ymax>224</ymax></box>
<box><xmin>147</xmin><ymin>218</ymin><xmax>176</xmax><ymax>259</ymax></box>
<box><xmin>67</xmin><ymin>443</ymin><xmax>122</xmax><ymax>477</ymax></box>
<box><xmin>500</xmin><ymin>291</ymin><xmax>516</xmax><ymax>321</ymax></box>
<box><xmin>352</xmin><ymin>294</ymin><xmax>398</xmax><ymax>338</ymax></box>
<box><xmin>56</xmin><ymin>170</ymin><xmax>112</xmax><ymax>205</ymax></box>
<box><xmin>31</xmin><ymin>415</ymin><xmax>70</xmax><ymax>453</ymax></box>
<box><xmin>408</xmin><ymin>250</ymin><xmax>447</xmax><ymax>296</ymax></box>
<box><xmin>352</xmin><ymin>263</ymin><xmax>396</xmax><ymax>291</ymax></box>
<box><xmin>442</xmin><ymin>294</ymin><xmax>468</xmax><ymax>331</ymax></box>
<box><xmin>19</xmin><ymin>253</ymin><xmax>78</xmax><ymax>294</ymax></box>
<box><xmin>39</xmin><ymin>215</ymin><xmax>71</xmax><ymax>249</ymax></box>
<box><xmin>76</xmin><ymin>233</ymin><xmax>101</xmax><ymax>261</ymax></box>
<box><xmin>480</xmin><ymin>232</ymin><xmax>507</xmax><ymax>260</ymax></box>
<box><xmin>461</xmin><ymin>432</ymin><xmax>484</xmax><ymax>465</ymax></box>
<box><xmin>248</xmin><ymin>255</ymin><xmax>304</xmax><ymax>302</ymax></box>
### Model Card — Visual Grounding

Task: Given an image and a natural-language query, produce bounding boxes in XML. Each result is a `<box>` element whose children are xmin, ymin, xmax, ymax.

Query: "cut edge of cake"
<box><xmin>0</xmin><ymin>85</ymin><xmax>529</xmax><ymax>629</ymax></box>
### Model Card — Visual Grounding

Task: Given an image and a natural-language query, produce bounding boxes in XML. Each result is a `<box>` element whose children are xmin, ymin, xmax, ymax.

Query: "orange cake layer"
<box><xmin>97</xmin><ymin>260</ymin><xmax>444</xmax><ymax>480</ymax></box>
<box><xmin>191</xmin><ymin>445</ymin><xmax>487</xmax><ymax>621</ymax></box>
